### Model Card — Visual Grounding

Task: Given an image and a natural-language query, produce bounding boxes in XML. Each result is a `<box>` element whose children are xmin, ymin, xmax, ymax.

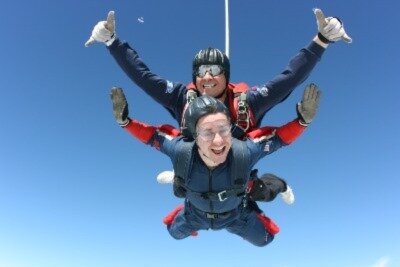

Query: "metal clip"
<box><xmin>217</xmin><ymin>190</ymin><xmax>228</xmax><ymax>201</ymax></box>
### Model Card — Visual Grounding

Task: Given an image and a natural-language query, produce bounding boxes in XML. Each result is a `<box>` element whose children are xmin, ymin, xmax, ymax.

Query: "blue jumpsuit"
<box><xmin>150</xmin><ymin>131</ymin><xmax>289</xmax><ymax>247</ymax></box>
<box><xmin>107</xmin><ymin>38</ymin><xmax>325</xmax><ymax>125</ymax></box>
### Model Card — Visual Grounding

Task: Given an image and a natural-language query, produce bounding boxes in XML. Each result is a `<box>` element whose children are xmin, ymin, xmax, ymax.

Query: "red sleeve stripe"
<box><xmin>275</xmin><ymin>119</ymin><xmax>306</xmax><ymax>144</ymax></box>
<box><xmin>158</xmin><ymin>124</ymin><xmax>181</xmax><ymax>138</ymax></box>
<box><xmin>124</xmin><ymin>119</ymin><xmax>157</xmax><ymax>144</ymax></box>
<box><xmin>247</xmin><ymin>126</ymin><xmax>276</xmax><ymax>139</ymax></box>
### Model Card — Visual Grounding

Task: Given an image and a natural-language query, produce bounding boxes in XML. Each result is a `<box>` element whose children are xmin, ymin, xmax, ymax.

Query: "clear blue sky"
<box><xmin>1</xmin><ymin>1</ymin><xmax>399</xmax><ymax>267</ymax></box>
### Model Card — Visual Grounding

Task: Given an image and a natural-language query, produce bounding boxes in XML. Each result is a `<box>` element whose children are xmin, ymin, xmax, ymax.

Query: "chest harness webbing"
<box><xmin>172</xmin><ymin>138</ymin><xmax>249</xmax><ymax>202</ymax></box>
<box><xmin>181</xmin><ymin>83</ymin><xmax>255</xmax><ymax>139</ymax></box>
<box><xmin>229</xmin><ymin>90</ymin><xmax>252</xmax><ymax>139</ymax></box>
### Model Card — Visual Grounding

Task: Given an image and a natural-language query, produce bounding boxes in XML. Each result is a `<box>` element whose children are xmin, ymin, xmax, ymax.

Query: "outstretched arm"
<box><xmin>86</xmin><ymin>11</ymin><xmax>186</xmax><ymax>122</ymax></box>
<box><xmin>110</xmin><ymin>87</ymin><xmax>181</xmax><ymax>152</ymax></box>
<box><xmin>107</xmin><ymin>39</ymin><xmax>187</xmax><ymax>121</ymax></box>
<box><xmin>248</xmin><ymin>8</ymin><xmax>349</xmax><ymax>123</ymax></box>
<box><xmin>248</xmin><ymin>83</ymin><xmax>321</xmax><ymax>146</ymax></box>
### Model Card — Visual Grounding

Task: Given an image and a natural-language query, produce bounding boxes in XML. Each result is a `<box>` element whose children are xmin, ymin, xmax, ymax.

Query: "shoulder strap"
<box><xmin>180</xmin><ymin>89</ymin><xmax>198</xmax><ymax>137</ymax></box>
<box><xmin>172</xmin><ymin>139</ymin><xmax>249</xmax><ymax>201</ymax></box>
<box><xmin>184</xmin><ymin>82</ymin><xmax>256</xmax><ymax>137</ymax></box>
<box><xmin>172</xmin><ymin>140</ymin><xmax>195</xmax><ymax>198</ymax></box>
<box><xmin>230</xmin><ymin>138</ymin><xmax>249</xmax><ymax>189</ymax></box>
<box><xmin>226</xmin><ymin>83</ymin><xmax>257</xmax><ymax>138</ymax></box>
<box><xmin>203</xmin><ymin>139</ymin><xmax>248</xmax><ymax>201</ymax></box>
<box><xmin>173</xmin><ymin>140</ymin><xmax>195</xmax><ymax>181</ymax></box>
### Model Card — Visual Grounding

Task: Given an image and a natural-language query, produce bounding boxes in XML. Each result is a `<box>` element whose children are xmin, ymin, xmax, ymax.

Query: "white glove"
<box><xmin>314</xmin><ymin>8</ymin><xmax>352</xmax><ymax>43</ymax></box>
<box><xmin>85</xmin><ymin>11</ymin><xmax>116</xmax><ymax>47</ymax></box>
<box><xmin>280</xmin><ymin>185</ymin><xmax>295</xmax><ymax>205</ymax></box>
<box><xmin>156</xmin><ymin>170</ymin><xmax>175</xmax><ymax>184</ymax></box>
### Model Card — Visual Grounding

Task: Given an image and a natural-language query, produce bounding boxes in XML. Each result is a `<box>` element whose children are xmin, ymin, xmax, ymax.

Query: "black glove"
<box><xmin>110</xmin><ymin>87</ymin><xmax>129</xmax><ymax>126</ymax></box>
<box><xmin>296</xmin><ymin>83</ymin><xmax>321</xmax><ymax>126</ymax></box>
<box><xmin>249</xmin><ymin>173</ymin><xmax>287</xmax><ymax>202</ymax></box>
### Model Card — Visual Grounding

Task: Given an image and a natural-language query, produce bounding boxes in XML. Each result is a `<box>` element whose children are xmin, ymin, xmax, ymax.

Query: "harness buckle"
<box><xmin>186</xmin><ymin>89</ymin><xmax>197</xmax><ymax>103</ymax></box>
<box><xmin>218</xmin><ymin>190</ymin><xmax>228</xmax><ymax>201</ymax></box>
<box><xmin>206</xmin><ymin>213</ymin><xmax>218</xmax><ymax>219</ymax></box>
<box><xmin>236</xmin><ymin>93</ymin><xmax>250</xmax><ymax>131</ymax></box>
<box><xmin>237</xmin><ymin>101</ymin><xmax>246</xmax><ymax>114</ymax></box>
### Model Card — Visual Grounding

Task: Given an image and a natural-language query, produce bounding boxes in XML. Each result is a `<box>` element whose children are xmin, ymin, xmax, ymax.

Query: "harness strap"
<box><xmin>173</xmin><ymin>141</ymin><xmax>195</xmax><ymax>198</ymax></box>
<box><xmin>235</xmin><ymin>92</ymin><xmax>251</xmax><ymax>131</ymax></box>
<box><xmin>185</xmin><ymin>83</ymin><xmax>256</xmax><ymax>139</ymax></box>
<box><xmin>175</xmin><ymin>178</ymin><xmax>245</xmax><ymax>201</ymax></box>
<box><xmin>191</xmin><ymin>188</ymin><xmax>245</xmax><ymax>202</ymax></box>
<box><xmin>172</xmin><ymin>134</ymin><xmax>248</xmax><ymax>202</ymax></box>
<box><xmin>174</xmin><ymin>141</ymin><xmax>194</xmax><ymax>179</ymax></box>
<box><xmin>231</xmin><ymin>138</ymin><xmax>247</xmax><ymax>189</ymax></box>
<box><xmin>187</xmin><ymin>201</ymin><xmax>238</xmax><ymax>219</ymax></box>
<box><xmin>228</xmin><ymin>90</ymin><xmax>255</xmax><ymax>139</ymax></box>
<box><xmin>186</xmin><ymin>89</ymin><xmax>197</xmax><ymax>104</ymax></box>
<box><xmin>180</xmin><ymin>90</ymin><xmax>198</xmax><ymax>137</ymax></box>
<box><xmin>243</xmin><ymin>169</ymin><xmax>258</xmax><ymax>207</ymax></box>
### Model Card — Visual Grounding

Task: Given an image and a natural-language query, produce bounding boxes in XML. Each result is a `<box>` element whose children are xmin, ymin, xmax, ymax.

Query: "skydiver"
<box><xmin>85</xmin><ymin>8</ymin><xmax>348</xmax><ymax>137</ymax></box>
<box><xmin>109</xmin><ymin>84</ymin><xmax>321</xmax><ymax>246</ymax></box>
<box><xmin>85</xmin><ymin>8</ymin><xmax>349</xmax><ymax>188</ymax></box>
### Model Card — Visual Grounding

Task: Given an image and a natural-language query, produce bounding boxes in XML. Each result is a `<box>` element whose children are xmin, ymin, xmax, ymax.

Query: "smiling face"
<box><xmin>195</xmin><ymin>112</ymin><xmax>232</xmax><ymax>167</ymax></box>
<box><xmin>195</xmin><ymin>68</ymin><xmax>227</xmax><ymax>101</ymax></box>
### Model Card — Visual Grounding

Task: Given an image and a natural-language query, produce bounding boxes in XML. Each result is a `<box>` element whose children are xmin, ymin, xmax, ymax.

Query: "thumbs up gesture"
<box><xmin>314</xmin><ymin>8</ymin><xmax>352</xmax><ymax>44</ymax></box>
<box><xmin>85</xmin><ymin>11</ymin><xmax>116</xmax><ymax>47</ymax></box>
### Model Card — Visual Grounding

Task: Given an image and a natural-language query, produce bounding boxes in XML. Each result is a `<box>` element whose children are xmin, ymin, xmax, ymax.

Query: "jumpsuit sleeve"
<box><xmin>123</xmin><ymin>118</ymin><xmax>182</xmax><ymax>157</ymax></box>
<box><xmin>247</xmin><ymin>41</ymin><xmax>326</xmax><ymax>124</ymax></box>
<box><xmin>107</xmin><ymin>38</ymin><xmax>187</xmax><ymax>122</ymax></box>
<box><xmin>246</xmin><ymin>119</ymin><xmax>307</xmax><ymax>167</ymax></box>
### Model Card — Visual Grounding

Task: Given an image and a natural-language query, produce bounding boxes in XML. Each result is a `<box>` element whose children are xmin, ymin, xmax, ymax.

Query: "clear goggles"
<box><xmin>196</xmin><ymin>122</ymin><xmax>231</xmax><ymax>141</ymax></box>
<box><xmin>196</xmin><ymin>65</ymin><xmax>224</xmax><ymax>78</ymax></box>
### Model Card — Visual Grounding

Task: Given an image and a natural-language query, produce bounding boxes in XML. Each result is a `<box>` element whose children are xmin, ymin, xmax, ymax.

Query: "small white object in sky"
<box><xmin>138</xmin><ymin>17</ymin><xmax>144</xmax><ymax>23</ymax></box>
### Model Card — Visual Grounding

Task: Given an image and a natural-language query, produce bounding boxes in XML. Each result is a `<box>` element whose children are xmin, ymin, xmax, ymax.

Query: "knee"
<box><xmin>250</xmin><ymin>233</ymin><xmax>275</xmax><ymax>247</ymax></box>
<box><xmin>252</xmin><ymin>240</ymin><xmax>268</xmax><ymax>247</ymax></box>
<box><xmin>167</xmin><ymin>225</ymin><xmax>192</xmax><ymax>240</ymax></box>
<box><xmin>264</xmin><ymin>233</ymin><xmax>275</xmax><ymax>246</ymax></box>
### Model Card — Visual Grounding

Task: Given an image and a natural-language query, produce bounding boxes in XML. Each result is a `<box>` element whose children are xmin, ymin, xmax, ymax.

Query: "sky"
<box><xmin>1</xmin><ymin>0</ymin><xmax>400</xmax><ymax>266</ymax></box>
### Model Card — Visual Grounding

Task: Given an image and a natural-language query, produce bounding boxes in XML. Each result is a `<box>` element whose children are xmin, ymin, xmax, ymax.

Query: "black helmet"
<box><xmin>192</xmin><ymin>47</ymin><xmax>230</xmax><ymax>85</ymax></box>
<box><xmin>182</xmin><ymin>95</ymin><xmax>230</xmax><ymax>139</ymax></box>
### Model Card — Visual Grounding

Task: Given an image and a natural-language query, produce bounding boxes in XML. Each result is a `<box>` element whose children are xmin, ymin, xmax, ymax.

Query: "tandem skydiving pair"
<box><xmin>86</xmin><ymin>8</ymin><xmax>350</xmax><ymax>246</ymax></box>
<box><xmin>110</xmin><ymin>85</ymin><xmax>320</xmax><ymax>246</ymax></box>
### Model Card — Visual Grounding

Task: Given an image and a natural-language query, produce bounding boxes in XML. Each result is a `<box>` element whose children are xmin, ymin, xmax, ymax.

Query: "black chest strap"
<box><xmin>172</xmin><ymin>138</ymin><xmax>249</xmax><ymax>201</ymax></box>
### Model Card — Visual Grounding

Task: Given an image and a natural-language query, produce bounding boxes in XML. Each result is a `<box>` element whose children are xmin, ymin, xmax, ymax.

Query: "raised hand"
<box><xmin>110</xmin><ymin>86</ymin><xmax>129</xmax><ymax>126</ymax></box>
<box><xmin>297</xmin><ymin>83</ymin><xmax>321</xmax><ymax>125</ymax></box>
<box><xmin>314</xmin><ymin>8</ymin><xmax>352</xmax><ymax>43</ymax></box>
<box><xmin>85</xmin><ymin>11</ymin><xmax>116</xmax><ymax>47</ymax></box>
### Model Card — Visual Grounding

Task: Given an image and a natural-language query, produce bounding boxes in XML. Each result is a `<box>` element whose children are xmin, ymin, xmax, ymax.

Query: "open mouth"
<box><xmin>203</xmin><ymin>83</ymin><xmax>216</xmax><ymax>89</ymax></box>
<box><xmin>211</xmin><ymin>146</ymin><xmax>226</xmax><ymax>155</ymax></box>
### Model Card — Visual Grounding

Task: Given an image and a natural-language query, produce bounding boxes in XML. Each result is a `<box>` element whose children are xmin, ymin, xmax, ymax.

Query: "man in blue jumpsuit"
<box><xmin>110</xmin><ymin>84</ymin><xmax>321</xmax><ymax>247</ymax></box>
<box><xmin>86</xmin><ymin>9</ymin><xmax>350</xmax><ymax>190</ymax></box>
<box><xmin>86</xmin><ymin>9</ymin><xmax>349</xmax><ymax>132</ymax></box>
